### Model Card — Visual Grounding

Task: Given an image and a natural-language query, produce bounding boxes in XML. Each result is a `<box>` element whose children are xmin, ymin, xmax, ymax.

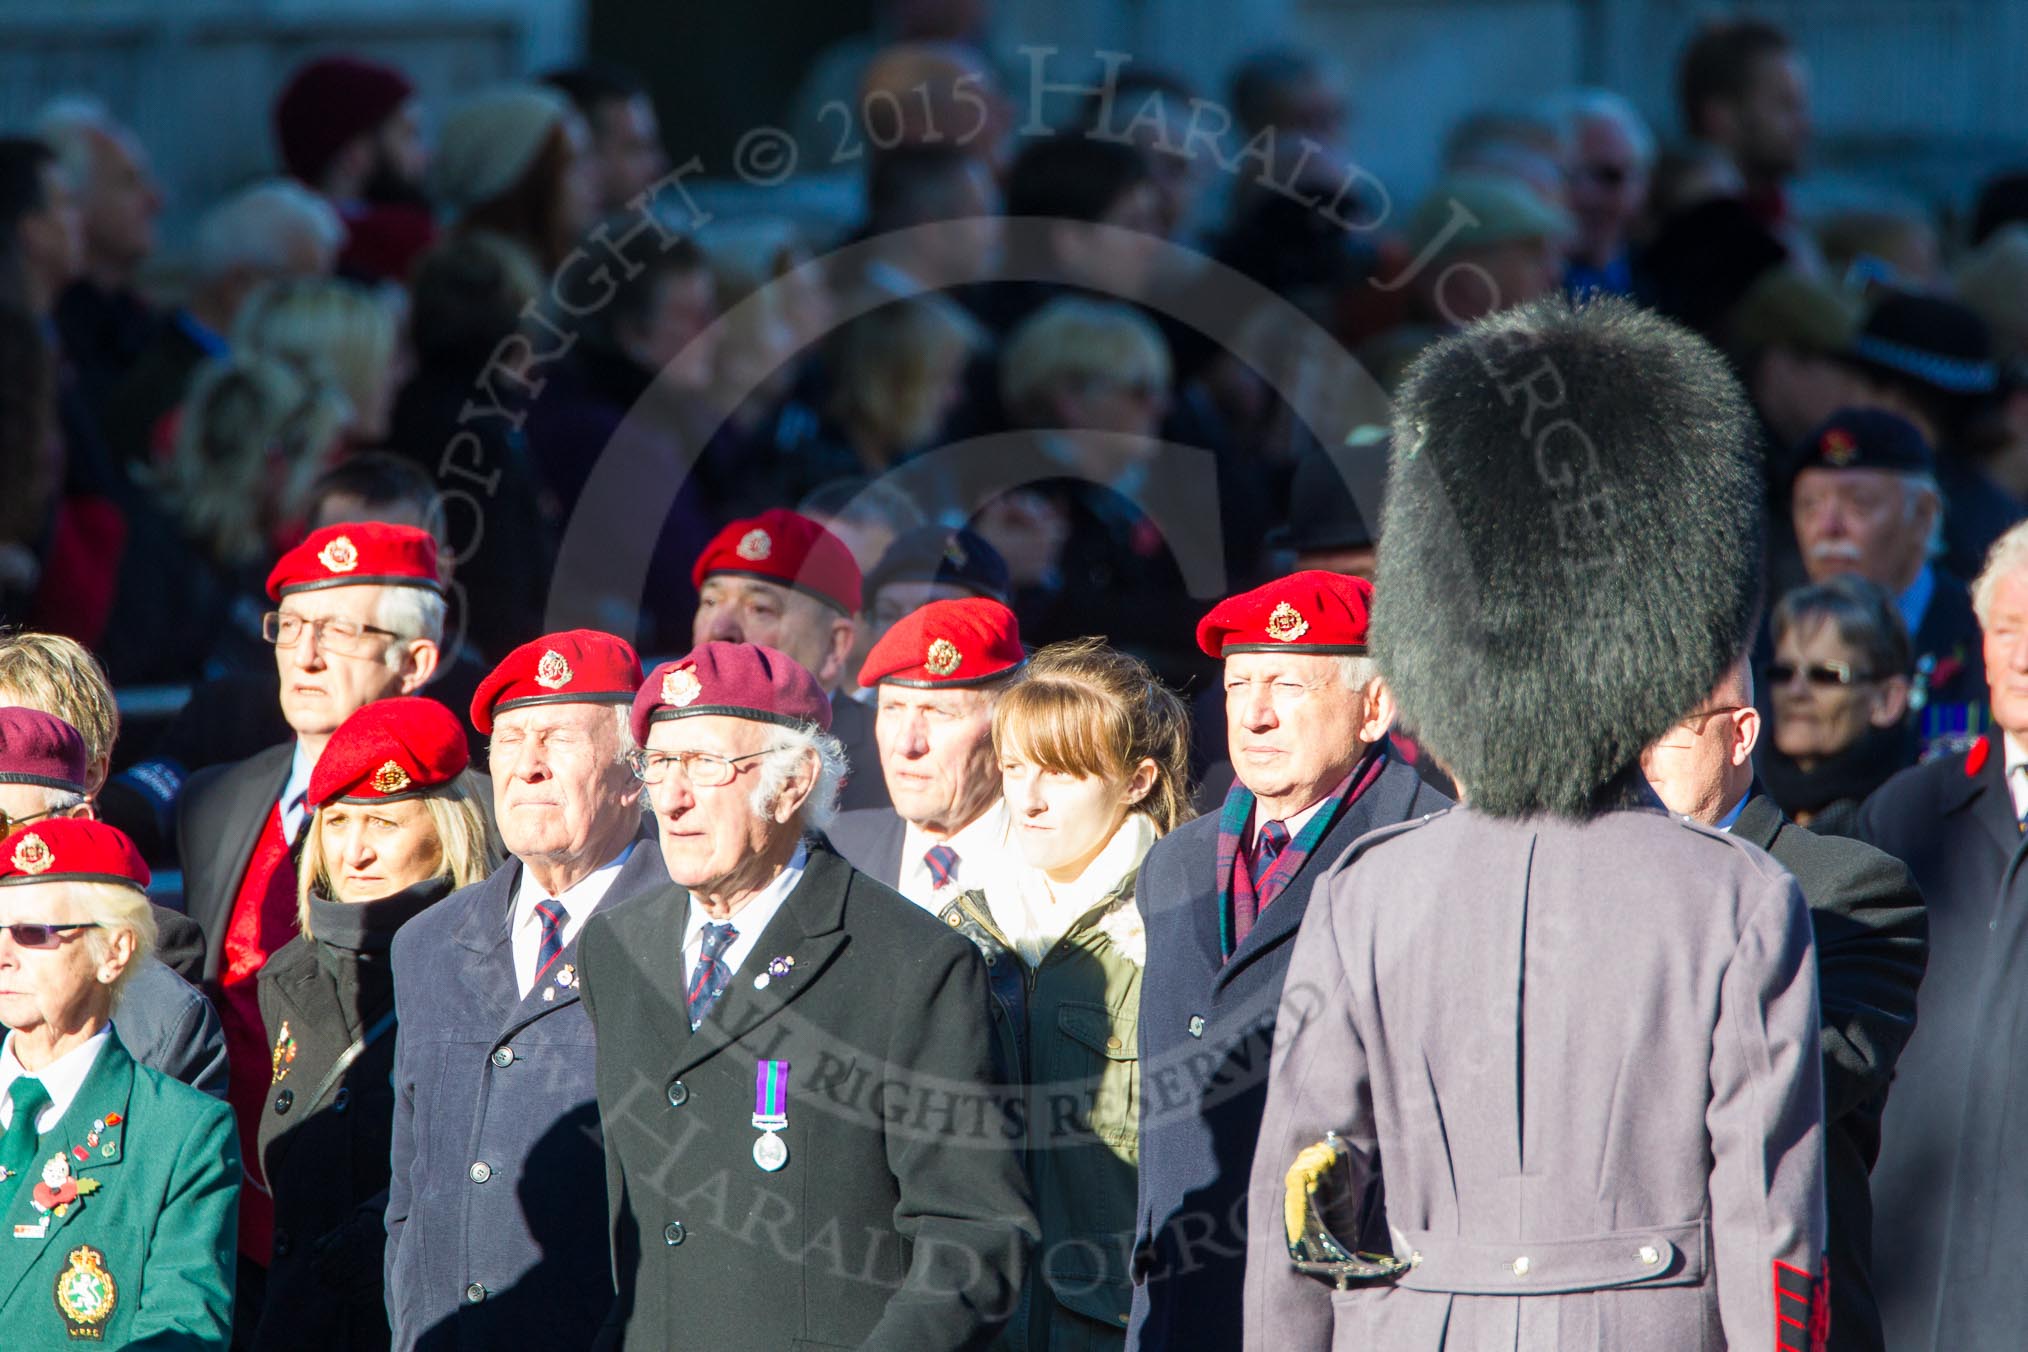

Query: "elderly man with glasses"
<box><xmin>173</xmin><ymin>521</ymin><xmax>445</xmax><ymax>1325</ymax></box>
<box><xmin>576</xmin><ymin>641</ymin><xmax>1034</xmax><ymax>1352</ymax></box>
<box><xmin>384</xmin><ymin>630</ymin><xmax>664</xmax><ymax>1352</ymax></box>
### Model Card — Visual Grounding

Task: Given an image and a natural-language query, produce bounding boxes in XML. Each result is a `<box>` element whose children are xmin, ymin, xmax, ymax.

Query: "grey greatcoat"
<box><xmin>1244</xmin><ymin>808</ymin><xmax>1828</xmax><ymax>1351</ymax></box>
<box><xmin>382</xmin><ymin>840</ymin><xmax>667</xmax><ymax>1352</ymax></box>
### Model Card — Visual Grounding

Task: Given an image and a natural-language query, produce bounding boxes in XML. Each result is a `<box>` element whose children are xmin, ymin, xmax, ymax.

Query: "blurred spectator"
<box><xmin>789</xmin><ymin>0</ymin><xmax>997</xmax><ymax>159</ymax></box>
<box><xmin>1357</xmin><ymin>173</ymin><xmax>1571</xmax><ymax>391</ymax></box>
<box><xmin>800</xmin><ymin>475</ymin><xmax>929</xmax><ymax>579</ymax></box>
<box><xmin>856</xmin><ymin>41</ymin><xmax>1017</xmax><ymax>174</ymax></box>
<box><xmin>1078</xmin><ymin>67</ymin><xmax>1209</xmax><ymax>244</ymax></box>
<box><xmin>1643</xmin><ymin>140</ymin><xmax>1747</xmax><ymax>224</ymax></box>
<box><xmin>434</xmin><ymin>85</ymin><xmax>597</xmax><ymax>275</ymax></box>
<box><xmin>1840</xmin><ymin>290</ymin><xmax>2019</xmax><ymax>580</ymax></box>
<box><xmin>105</xmin><ymin>180</ymin><xmax>343</xmax><ymax>469</ymax></box>
<box><xmin>1552</xmin><ymin>89</ymin><xmax>1653</xmax><ymax>296</ymax></box>
<box><xmin>769</xmin><ymin>293</ymin><xmax>982</xmax><ymax>502</ymax></box>
<box><xmin>0</xmin><ymin>303</ymin><xmax>57</xmax><ymax>617</ymax></box>
<box><xmin>1223</xmin><ymin>47</ymin><xmax>1353</xmax><ymax>232</ymax></box>
<box><xmin>273</xmin><ymin>55</ymin><xmax>434</xmax><ymax>286</ymax></box>
<box><xmin>385</xmin><ymin>233</ymin><xmax>556</xmax><ymax>661</ymax></box>
<box><xmin>1441</xmin><ymin>107</ymin><xmax>1569</xmax><ymax>204</ymax></box>
<box><xmin>1678</xmin><ymin>16</ymin><xmax>1812</xmax><ymax>231</ymax></box>
<box><xmin>1952</xmin><ymin>228</ymin><xmax>2028</xmax><ymax>504</ymax></box>
<box><xmin>37</xmin><ymin>97</ymin><xmax>163</xmax><ymax>395</ymax></box>
<box><xmin>696</xmin><ymin>217</ymin><xmax>834</xmax><ymax>463</ymax></box>
<box><xmin>543</xmin><ymin>62</ymin><xmax>670</xmax><ymax>214</ymax></box>
<box><xmin>1970</xmin><ymin>170</ymin><xmax>2028</xmax><ymax>249</ymax></box>
<box><xmin>0</xmin><ymin>136</ymin><xmax>83</xmax><ymax>319</ymax></box>
<box><xmin>853</xmin><ymin>145</ymin><xmax>1002</xmax><ymax>296</ymax></box>
<box><xmin>1638</xmin><ymin>193</ymin><xmax>1788</xmax><ymax>340</ymax></box>
<box><xmin>230</xmin><ymin>277</ymin><xmax>402</xmax><ymax>453</ymax></box>
<box><xmin>1728</xmin><ymin>267</ymin><xmax>1870</xmax><ymax>453</ymax></box>
<box><xmin>1759</xmin><ymin>576</ymin><xmax>1916</xmax><ymax>836</ymax></box>
<box><xmin>1819</xmin><ymin>207</ymin><xmax>1943</xmax><ymax>293</ymax></box>
<box><xmin>861</xmin><ymin>524</ymin><xmax>1011</xmax><ymax>650</ymax></box>
<box><xmin>1790</xmin><ymin>407</ymin><xmax>1985</xmax><ymax>738</ymax></box>
<box><xmin>1267</xmin><ymin>439</ymin><xmax>1382</xmax><ymax>582</ymax></box>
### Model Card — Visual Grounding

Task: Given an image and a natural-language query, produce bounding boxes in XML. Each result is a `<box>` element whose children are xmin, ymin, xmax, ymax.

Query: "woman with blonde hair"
<box><xmin>252</xmin><ymin>697</ymin><xmax>494</xmax><ymax>1351</ymax></box>
<box><xmin>940</xmin><ymin>636</ymin><xmax>1192</xmax><ymax>1350</ymax></box>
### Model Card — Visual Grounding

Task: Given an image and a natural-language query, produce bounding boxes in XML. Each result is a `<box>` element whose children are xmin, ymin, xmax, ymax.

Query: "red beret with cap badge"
<box><xmin>1195</xmin><ymin>570</ymin><xmax>1374</xmax><ymax>659</ymax></box>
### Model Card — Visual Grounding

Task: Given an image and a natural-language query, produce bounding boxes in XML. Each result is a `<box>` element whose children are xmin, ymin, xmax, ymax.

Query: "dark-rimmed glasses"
<box><xmin>262</xmin><ymin>612</ymin><xmax>400</xmax><ymax>656</ymax></box>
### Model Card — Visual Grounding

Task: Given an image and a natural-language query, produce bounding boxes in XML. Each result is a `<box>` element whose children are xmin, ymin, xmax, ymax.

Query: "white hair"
<box><xmin>34</xmin><ymin>96</ymin><xmax>122</xmax><ymax>192</ymax></box>
<box><xmin>748</xmin><ymin>726</ymin><xmax>847</xmax><ymax>834</ymax></box>
<box><xmin>61</xmin><ymin>880</ymin><xmax>156</xmax><ymax>1010</ymax></box>
<box><xmin>1550</xmin><ymin>88</ymin><xmax>1656</xmax><ymax>168</ymax></box>
<box><xmin>1336</xmin><ymin>655</ymin><xmax>1380</xmax><ymax>692</ymax></box>
<box><xmin>28</xmin><ymin>788</ymin><xmax>87</xmax><ymax>815</ymax></box>
<box><xmin>1974</xmin><ymin>517</ymin><xmax>2028</xmax><ymax>625</ymax></box>
<box><xmin>373</xmin><ymin>584</ymin><xmax>448</xmax><ymax>652</ymax></box>
<box><xmin>192</xmin><ymin>180</ymin><xmax>345</xmax><ymax>281</ymax></box>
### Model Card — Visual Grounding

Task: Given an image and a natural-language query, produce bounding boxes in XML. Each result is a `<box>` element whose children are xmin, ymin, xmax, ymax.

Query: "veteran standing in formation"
<box><xmin>577</xmin><ymin>640</ymin><xmax>1035</xmax><ymax>1352</ymax></box>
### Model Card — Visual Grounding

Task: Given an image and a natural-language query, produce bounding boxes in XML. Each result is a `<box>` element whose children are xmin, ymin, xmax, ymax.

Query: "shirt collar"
<box><xmin>906</xmin><ymin>797</ymin><xmax>1011</xmax><ymax>860</ymax></box>
<box><xmin>1713</xmin><ymin>787</ymin><xmax>1752</xmax><ymax>833</ymax></box>
<box><xmin>0</xmin><ymin>1026</ymin><xmax>110</xmax><ymax>1129</ymax></box>
<box><xmin>683</xmin><ymin>842</ymin><xmax>808</xmax><ymax>950</ymax></box>
<box><xmin>279</xmin><ymin>741</ymin><xmax>316</xmax><ymax>844</ymax></box>
<box><xmin>1897</xmin><ymin>563</ymin><xmax>1937</xmax><ymax>640</ymax></box>
<box><xmin>513</xmin><ymin>840</ymin><xmax>638</xmax><ymax>925</ymax></box>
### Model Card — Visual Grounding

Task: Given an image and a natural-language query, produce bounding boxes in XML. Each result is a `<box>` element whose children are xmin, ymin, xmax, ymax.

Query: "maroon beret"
<box><xmin>633</xmin><ymin>643</ymin><xmax>832</xmax><ymax>743</ymax></box>
<box><xmin>275</xmin><ymin>55</ymin><xmax>416</xmax><ymax>185</ymax></box>
<box><xmin>0</xmin><ymin>708</ymin><xmax>88</xmax><ymax>794</ymax></box>
<box><xmin>471</xmin><ymin>630</ymin><xmax>644</xmax><ymax>734</ymax></box>
<box><xmin>267</xmin><ymin>522</ymin><xmax>443</xmax><ymax>600</ymax></box>
<box><xmin>1196</xmin><ymin>570</ymin><xmax>1374</xmax><ymax>658</ymax></box>
<box><xmin>0</xmin><ymin>818</ymin><xmax>149</xmax><ymax>892</ymax></box>
<box><xmin>691</xmin><ymin>509</ymin><xmax>863</xmax><ymax>616</ymax></box>
<box><xmin>857</xmin><ymin>597</ymin><xmax>1024</xmax><ymax>689</ymax></box>
<box><xmin>308</xmin><ymin>698</ymin><xmax>470</xmax><ymax>808</ymax></box>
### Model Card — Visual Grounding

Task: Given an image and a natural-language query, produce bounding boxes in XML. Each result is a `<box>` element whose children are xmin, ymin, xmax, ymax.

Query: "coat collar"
<box><xmin>1938</xmin><ymin>734</ymin><xmax>2024</xmax><ymax>861</ymax></box>
<box><xmin>196</xmin><ymin>742</ymin><xmax>298</xmax><ymax>977</ymax></box>
<box><xmin>1729</xmin><ymin>787</ymin><xmax>1786</xmax><ymax>852</ymax></box>
<box><xmin>0</xmin><ymin>1029</ymin><xmax>135</xmax><ymax>1304</ymax></box>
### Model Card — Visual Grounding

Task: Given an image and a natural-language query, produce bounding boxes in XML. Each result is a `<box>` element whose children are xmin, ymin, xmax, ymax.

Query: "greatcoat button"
<box><xmin>332</xmin><ymin>1088</ymin><xmax>350</xmax><ymax>1113</ymax></box>
<box><xmin>1186</xmin><ymin>1016</ymin><xmax>1206</xmax><ymax>1038</ymax></box>
<box><xmin>664</xmin><ymin>1221</ymin><xmax>686</xmax><ymax>1246</ymax></box>
<box><xmin>1638</xmin><ymin>1245</ymin><xmax>1661</xmax><ymax>1266</ymax></box>
<box><xmin>464</xmin><ymin>1282</ymin><xmax>488</xmax><ymax>1303</ymax></box>
<box><xmin>273</xmin><ymin>1231</ymin><xmax>291</xmax><ymax>1258</ymax></box>
<box><xmin>491</xmin><ymin>1046</ymin><xmax>515</xmax><ymax>1068</ymax></box>
<box><xmin>273</xmin><ymin>1089</ymin><xmax>294</xmax><ymax>1115</ymax></box>
<box><xmin>1106</xmin><ymin>1036</ymin><xmax>1122</xmax><ymax>1050</ymax></box>
<box><xmin>946</xmin><ymin>913</ymin><xmax>962</xmax><ymax>927</ymax></box>
<box><xmin>1511</xmin><ymin>1256</ymin><xmax>1531</xmax><ymax>1277</ymax></box>
<box><xmin>666</xmin><ymin>1080</ymin><xmax>689</xmax><ymax>1107</ymax></box>
<box><xmin>468</xmin><ymin>1161</ymin><xmax>493</xmax><ymax>1184</ymax></box>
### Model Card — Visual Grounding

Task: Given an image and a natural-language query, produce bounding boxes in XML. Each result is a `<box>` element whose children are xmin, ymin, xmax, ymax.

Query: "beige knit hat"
<box><xmin>430</xmin><ymin>85</ymin><xmax>572</xmax><ymax>212</ymax></box>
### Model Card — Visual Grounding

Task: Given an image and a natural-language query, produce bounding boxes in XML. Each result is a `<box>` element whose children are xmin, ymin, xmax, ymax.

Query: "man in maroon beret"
<box><xmin>0</xmin><ymin>707</ymin><xmax>226</xmax><ymax>1102</ymax></box>
<box><xmin>173</xmin><ymin>520</ymin><xmax>446</xmax><ymax>1302</ymax></box>
<box><xmin>274</xmin><ymin>54</ymin><xmax>435</xmax><ymax>284</ymax></box>
<box><xmin>385</xmin><ymin>628</ymin><xmax>665</xmax><ymax>1352</ymax></box>
<box><xmin>691</xmin><ymin>508</ymin><xmax>890</xmax><ymax>810</ymax></box>
<box><xmin>575</xmin><ymin>640</ymin><xmax>1034</xmax><ymax>1351</ymax></box>
<box><xmin>1130</xmin><ymin>570</ymin><xmax>1449</xmax><ymax>1351</ymax></box>
<box><xmin>826</xmin><ymin>597</ymin><xmax>1025</xmax><ymax>907</ymax></box>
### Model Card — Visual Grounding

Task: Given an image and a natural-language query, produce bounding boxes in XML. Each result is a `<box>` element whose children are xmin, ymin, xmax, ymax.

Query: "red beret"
<box><xmin>308</xmin><ymin>697</ymin><xmax>470</xmax><ymax>808</ymax></box>
<box><xmin>267</xmin><ymin>523</ymin><xmax>443</xmax><ymax>600</ymax></box>
<box><xmin>275</xmin><ymin>55</ymin><xmax>416</xmax><ymax>185</ymax></box>
<box><xmin>1196</xmin><ymin>570</ymin><xmax>1374</xmax><ymax>658</ymax></box>
<box><xmin>0</xmin><ymin>709</ymin><xmax>87</xmax><ymax>793</ymax></box>
<box><xmin>692</xmin><ymin>509</ymin><xmax>863</xmax><ymax>616</ymax></box>
<box><xmin>0</xmin><ymin>819</ymin><xmax>149</xmax><ymax>892</ymax></box>
<box><xmin>471</xmin><ymin>630</ymin><xmax>644</xmax><ymax>734</ymax></box>
<box><xmin>633</xmin><ymin>643</ymin><xmax>832</xmax><ymax>743</ymax></box>
<box><xmin>857</xmin><ymin>597</ymin><xmax>1024</xmax><ymax>689</ymax></box>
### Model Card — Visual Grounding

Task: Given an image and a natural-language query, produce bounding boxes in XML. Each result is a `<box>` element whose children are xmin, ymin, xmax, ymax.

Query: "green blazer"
<box><xmin>0</xmin><ymin>1025</ymin><xmax>238</xmax><ymax>1348</ymax></box>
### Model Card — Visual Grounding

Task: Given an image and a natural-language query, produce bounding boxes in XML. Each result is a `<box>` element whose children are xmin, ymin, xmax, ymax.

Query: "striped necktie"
<box><xmin>532</xmin><ymin>899</ymin><xmax>568</xmax><ymax>985</ymax></box>
<box><xmin>687</xmin><ymin>922</ymin><xmax>739</xmax><ymax>1028</ymax></box>
<box><xmin>1251</xmin><ymin>819</ymin><xmax>1291</xmax><ymax>889</ymax></box>
<box><xmin>925</xmin><ymin>844</ymin><xmax>960</xmax><ymax>889</ymax></box>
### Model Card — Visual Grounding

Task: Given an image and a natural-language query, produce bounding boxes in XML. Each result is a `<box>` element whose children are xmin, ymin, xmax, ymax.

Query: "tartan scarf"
<box><xmin>1216</xmin><ymin>746</ymin><xmax>1389</xmax><ymax>960</ymax></box>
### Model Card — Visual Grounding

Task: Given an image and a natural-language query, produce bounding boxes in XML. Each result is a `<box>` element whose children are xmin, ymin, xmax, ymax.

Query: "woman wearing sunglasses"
<box><xmin>251</xmin><ymin>697</ymin><xmax>495</xmax><ymax>1352</ymax></box>
<box><xmin>0</xmin><ymin>818</ymin><xmax>238</xmax><ymax>1347</ymax></box>
<box><xmin>1760</xmin><ymin>576</ymin><xmax>1919</xmax><ymax>835</ymax></box>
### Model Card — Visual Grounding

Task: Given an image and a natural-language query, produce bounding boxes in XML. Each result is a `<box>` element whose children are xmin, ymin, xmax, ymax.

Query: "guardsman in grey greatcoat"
<box><xmin>1245</xmin><ymin>296</ymin><xmax>1830</xmax><ymax>1351</ymax></box>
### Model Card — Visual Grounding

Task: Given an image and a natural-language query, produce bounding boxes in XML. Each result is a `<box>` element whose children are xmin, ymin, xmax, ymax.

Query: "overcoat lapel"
<box><xmin>0</xmin><ymin>1033</ymin><xmax>136</xmax><ymax>1305</ymax></box>
<box><xmin>451</xmin><ymin>864</ymin><xmax>524</xmax><ymax>1035</ymax></box>
<box><xmin>1951</xmin><ymin>744</ymin><xmax>2028</xmax><ymax>864</ymax></box>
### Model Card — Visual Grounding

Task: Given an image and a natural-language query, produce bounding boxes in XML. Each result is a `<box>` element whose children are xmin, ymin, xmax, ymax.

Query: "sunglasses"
<box><xmin>0</xmin><ymin>922</ymin><xmax>100</xmax><ymax>949</ymax></box>
<box><xmin>1769</xmin><ymin>661</ymin><xmax>1873</xmax><ymax>688</ymax></box>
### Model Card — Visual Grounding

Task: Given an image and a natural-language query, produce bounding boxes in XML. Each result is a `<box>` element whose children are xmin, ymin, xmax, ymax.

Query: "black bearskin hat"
<box><xmin>1373</xmin><ymin>295</ymin><xmax>1763</xmax><ymax>819</ymax></box>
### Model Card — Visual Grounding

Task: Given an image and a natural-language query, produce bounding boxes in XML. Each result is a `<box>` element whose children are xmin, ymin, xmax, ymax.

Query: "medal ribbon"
<box><xmin>754</xmin><ymin>1060</ymin><xmax>790</xmax><ymax>1129</ymax></box>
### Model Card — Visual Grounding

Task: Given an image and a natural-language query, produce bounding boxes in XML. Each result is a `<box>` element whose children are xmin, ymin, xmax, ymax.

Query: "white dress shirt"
<box><xmin>898</xmin><ymin>799</ymin><xmax>1014</xmax><ymax>913</ymax></box>
<box><xmin>2005</xmin><ymin>733</ymin><xmax>2028</xmax><ymax>820</ymax></box>
<box><xmin>0</xmin><ymin>1026</ymin><xmax>110</xmax><ymax>1135</ymax></box>
<box><xmin>1245</xmin><ymin>791</ymin><xmax>1334</xmax><ymax>853</ymax></box>
<box><xmin>279</xmin><ymin>741</ymin><xmax>315</xmax><ymax>845</ymax></box>
<box><xmin>681</xmin><ymin>844</ymin><xmax>808</xmax><ymax>1006</ymax></box>
<box><xmin>511</xmin><ymin>843</ymin><xmax>638</xmax><ymax>997</ymax></box>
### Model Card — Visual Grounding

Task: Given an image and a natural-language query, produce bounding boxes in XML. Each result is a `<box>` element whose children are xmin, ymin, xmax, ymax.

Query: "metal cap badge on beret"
<box><xmin>1793</xmin><ymin>407</ymin><xmax>1934</xmax><ymax>479</ymax></box>
<box><xmin>858</xmin><ymin>597</ymin><xmax>1025</xmax><ymax>689</ymax></box>
<box><xmin>633</xmin><ymin>643</ymin><xmax>833</xmax><ymax>744</ymax></box>
<box><xmin>267</xmin><ymin>522</ymin><xmax>444</xmax><ymax>600</ymax></box>
<box><xmin>0</xmin><ymin>708</ymin><xmax>88</xmax><ymax>794</ymax></box>
<box><xmin>308</xmin><ymin>697</ymin><xmax>470</xmax><ymax>808</ymax></box>
<box><xmin>691</xmin><ymin>508</ymin><xmax>864</xmax><ymax>616</ymax></box>
<box><xmin>471</xmin><ymin>630</ymin><xmax>644</xmax><ymax>734</ymax></box>
<box><xmin>0</xmin><ymin>819</ymin><xmax>150</xmax><ymax>892</ymax></box>
<box><xmin>863</xmin><ymin>526</ymin><xmax>1013</xmax><ymax>607</ymax></box>
<box><xmin>1196</xmin><ymin>571</ymin><xmax>1374</xmax><ymax>659</ymax></box>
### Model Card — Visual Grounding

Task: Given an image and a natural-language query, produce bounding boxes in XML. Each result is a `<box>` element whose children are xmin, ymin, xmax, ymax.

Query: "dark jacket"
<box><xmin>383</xmin><ymin>841</ymin><xmax>667</xmax><ymax>1352</ymax></box>
<box><xmin>1127</xmin><ymin>755</ymin><xmax>1447</xmax><ymax>1352</ymax></box>
<box><xmin>254</xmin><ymin>881</ymin><xmax>453</xmax><ymax>1352</ymax></box>
<box><xmin>1910</xmin><ymin>567</ymin><xmax>1988</xmax><ymax>747</ymax></box>
<box><xmin>576</xmin><ymin>845</ymin><xmax>1037</xmax><ymax>1352</ymax></box>
<box><xmin>1734</xmin><ymin>791</ymin><xmax>1927</xmax><ymax>1352</ymax></box>
<box><xmin>103</xmin><ymin>314</ymin><xmax>210</xmax><ymax>468</ymax></box>
<box><xmin>116</xmin><ymin>954</ymin><xmax>229</xmax><ymax>1100</ymax></box>
<box><xmin>177</xmin><ymin>743</ymin><xmax>296</xmax><ymax>982</ymax></box>
<box><xmin>829</xmin><ymin>694</ymin><xmax>892</xmax><ymax>812</ymax></box>
<box><xmin>1856</xmin><ymin>736</ymin><xmax>2028</xmax><ymax>1350</ymax></box>
<box><xmin>823</xmin><ymin>805</ymin><xmax>905</xmax><ymax>888</ymax></box>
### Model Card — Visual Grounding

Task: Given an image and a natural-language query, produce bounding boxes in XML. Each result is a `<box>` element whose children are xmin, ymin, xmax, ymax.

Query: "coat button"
<box><xmin>1106</xmin><ymin>1035</ymin><xmax>1122</xmax><ymax>1050</ymax></box>
<box><xmin>1511</xmin><ymin>1256</ymin><xmax>1531</xmax><ymax>1277</ymax></box>
<box><xmin>1637</xmin><ymin>1245</ymin><xmax>1661</xmax><ymax>1267</ymax></box>
<box><xmin>663</xmin><ymin>1221</ymin><xmax>686</xmax><ymax>1246</ymax></box>
<box><xmin>945</xmin><ymin>913</ymin><xmax>961</xmax><ymax>927</ymax></box>
<box><xmin>666</xmin><ymin>1080</ymin><xmax>689</xmax><ymax>1107</ymax></box>
<box><xmin>273</xmin><ymin>1088</ymin><xmax>294</xmax><ymax>1115</ymax></box>
<box><xmin>331</xmin><ymin>1088</ymin><xmax>350</xmax><ymax>1114</ymax></box>
<box><xmin>464</xmin><ymin>1282</ymin><xmax>488</xmax><ymax>1304</ymax></box>
<box><xmin>468</xmin><ymin>1161</ymin><xmax>493</xmax><ymax>1184</ymax></box>
<box><xmin>1186</xmin><ymin>1016</ymin><xmax>1205</xmax><ymax>1038</ymax></box>
<box><xmin>273</xmin><ymin>1231</ymin><xmax>291</xmax><ymax>1258</ymax></box>
<box><xmin>491</xmin><ymin>1046</ymin><xmax>515</xmax><ymax>1068</ymax></box>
